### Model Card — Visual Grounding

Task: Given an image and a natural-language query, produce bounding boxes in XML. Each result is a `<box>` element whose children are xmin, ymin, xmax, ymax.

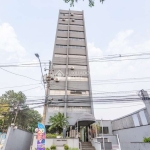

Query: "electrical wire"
<box><xmin>0</xmin><ymin>67</ymin><xmax>40</xmax><ymax>81</ymax></box>
<box><xmin>0</xmin><ymin>83</ymin><xmax>41</xmax><ymax>89</ymax></box>
<box><xmin>1</xmin><ymin>51</ymin><xmax>150</xmax><ymax>68</ymax></box>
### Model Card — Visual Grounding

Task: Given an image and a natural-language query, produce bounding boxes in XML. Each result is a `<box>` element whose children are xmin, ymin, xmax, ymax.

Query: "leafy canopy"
<box><xmin>0</xmin><ymin>90</ymin><xmax>42</xmax><ymax>132</ymax></box>
<box><xmin>64</xmin><ymin>0</ymin><xmax>105</xmax><ymax>7</ymax></box>
<box><xmin>48</xmin><ymin>112</ymin><xmax>69</xmax><ymax>134</ymax></box>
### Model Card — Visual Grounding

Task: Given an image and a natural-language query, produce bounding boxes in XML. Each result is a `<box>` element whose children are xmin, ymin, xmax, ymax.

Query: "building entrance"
<box><xmin>79</xmin><ymin>126</ymin><xmax>88</xmax><ymax>142</ymax></box>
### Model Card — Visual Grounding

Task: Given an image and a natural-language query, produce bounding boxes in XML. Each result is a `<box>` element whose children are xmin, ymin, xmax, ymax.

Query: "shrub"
<box><xmin>46</xmin><ymin>133</ymin><xmax>57</xmax><ymax>138</ymax></box>
<box><xmin>46</xmin><ymin>133</ymin><xmax>62</xmax><ymax>138</ymax></box>
<box><xmin>69</xmin><ymin>148</ymin><xmax>79</xmax><ymax>150</ymax></box>
<box><xmin>50</xmin><ymin>145</ymin><xmax>56</xmax><ymax>150</ymax></box>
<box><xmin>46</xmin><ymin>148</ymin><xmax>50</xmax><ymax>150</ymax></box>
<box><xmin>143</xmin><ymin>137</ymin><xmax>150</xmax><ymax>143</ymax></box>
<box><xmin>64</xmin><ymin>144</ymin><xmax>69</xmax><ymax>150</ymax></box>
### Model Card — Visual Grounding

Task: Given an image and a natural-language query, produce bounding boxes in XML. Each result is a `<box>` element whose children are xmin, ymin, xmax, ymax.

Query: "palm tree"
<box><xmin>48</xmin><ymin>112</ymin><xmax>69</xmax><ymax>134</ymax></box>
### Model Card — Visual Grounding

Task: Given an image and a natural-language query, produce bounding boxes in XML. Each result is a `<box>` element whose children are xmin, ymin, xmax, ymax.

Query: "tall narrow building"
<box><xmin>46</xmin><ymin>10</ymin><xmax>95</xmax><ymax>136</ymax></box>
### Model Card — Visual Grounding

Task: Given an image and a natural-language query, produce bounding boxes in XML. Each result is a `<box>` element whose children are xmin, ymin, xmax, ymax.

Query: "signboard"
<box><xmin>36</xmin><ymin>123</ymin><xmax>46</xmax><ymax>150</ymax></box>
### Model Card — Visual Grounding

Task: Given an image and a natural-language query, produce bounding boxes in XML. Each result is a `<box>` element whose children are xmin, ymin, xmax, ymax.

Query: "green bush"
<box><xmin>143</xmin><ymin>137</ymin><xmax>150</xmax><ymax>142</ymax></box>
<box><xmin>46</xmin><ymin>148</ymin><xmax>50</xmax><ymax>150</ymax></box>
<box><xmin>64</xmin><ymin>144</ymin><xmax>69</xmax><ymax>150</ymax></box>
<box><xmin>50</xmin><ymin>145</ymin><xmax>56</xmax><ymax>150</ymax></box>
<box><xmin>69</xmin><ymin>148</ymin><xmax>79</xmax><ymax>150</ymax></box>
<box><xmin>46</xmin><ymin>133</ymin><xmax>62</xmax><ymax>138</ymax></box>
<box><xmin>46</xmin><ymin>133</ymin><xmax>57</xmax><ymax>138</ymax></box>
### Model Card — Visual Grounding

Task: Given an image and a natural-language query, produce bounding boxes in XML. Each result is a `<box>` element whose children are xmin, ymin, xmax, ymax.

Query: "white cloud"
<box><xmin>107</xmin><ymin>30</ymin><xmax>134</xmax><ymax>54</ymax></box>
<box><xmin>0</xmin><ymin>23</ymin><xmax>27</xmax><ymax>63</ymax></box>
<box><xmin>88</xmin><ymin>29</ymin><xmax>150</xmax><ymax>119</ymax></box>
<box><xmin>88</xmin><ymin>42</ymin><xmax>103</xmax><ymax>57</ymax></box>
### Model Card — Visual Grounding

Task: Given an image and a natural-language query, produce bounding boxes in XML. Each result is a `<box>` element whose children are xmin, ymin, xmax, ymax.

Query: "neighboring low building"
<box><xmin>94</xmin><ymin>90</ymin><xmax>150</xmax><ymax>150</ymax></box>
<box><xmin>95</xmin><ymin>120</ymin><xmax>119</xmax><ymax>150</ymax></box>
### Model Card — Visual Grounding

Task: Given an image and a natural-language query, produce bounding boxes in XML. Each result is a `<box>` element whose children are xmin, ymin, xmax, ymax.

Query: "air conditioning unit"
<box><xmin>54</xmin><ymin>77</ymin><xmax>59</xmax><ymax>82</ymax></box>
<box><xmin>70</xmin><ymin>66</ymin><xmax>74</xmax><ymax>70</ymax></box>
<box><xmin>72</xmin><ymin>19</ymin><xmax>75</xmax><ymax>22</ymax></box>
<box><xmin>62</xmin><ymin>19</ymin><xmax>65</xmax><ymax>21</ymax></box>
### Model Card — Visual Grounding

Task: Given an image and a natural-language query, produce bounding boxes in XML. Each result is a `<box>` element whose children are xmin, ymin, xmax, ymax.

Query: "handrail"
<box><xmin>79</xmin><ymin>141</ymin><xmax>82</xmax><ymax>150</ymax></box>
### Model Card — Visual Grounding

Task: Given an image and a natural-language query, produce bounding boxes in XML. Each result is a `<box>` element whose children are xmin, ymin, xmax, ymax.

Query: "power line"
<box><xmin>0</xmin><ymin>67</ymin><xmax>40</xmax><ymax>81</ymax></box>
<box><xmin>0</xmin><ymin>83</ymin><xmax>41</xmax><ymax>89</ymax></box>
<box><xmin>22</xmin><ymin>86</ymin><xmax>42</xmax><ymax>92</ymax></box>
<box><xmin>1</xmin><ymin>51</ymin><xmax>150</xmax><ymax>68</ymax></box>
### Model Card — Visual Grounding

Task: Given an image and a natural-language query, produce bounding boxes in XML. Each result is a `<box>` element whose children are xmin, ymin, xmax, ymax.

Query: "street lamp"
<box><xmin>35</xmin><ymin>53</ymin><xmax>45</xmax><ymax>90</ymax></box>
<box><xmin>35</xmin><ymin>53</ymin><xmax>50</xmax><ymax>125</ymax></box>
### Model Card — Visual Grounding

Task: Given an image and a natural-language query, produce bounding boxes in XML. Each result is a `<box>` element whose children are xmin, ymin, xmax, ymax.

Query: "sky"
<box><xmin>0</xmin><ymin>0</ymin><xmax>150</xmax><ymax>120</ymax></box>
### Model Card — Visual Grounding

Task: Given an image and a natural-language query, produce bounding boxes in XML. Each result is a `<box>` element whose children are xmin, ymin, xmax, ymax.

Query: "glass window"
<box><xmin>55</xmin><ymin>54</ymin><xmax>67</xmax><ymax>58</ymax></box>
<box><xmin>58</xmin><ymin>29</ymin><xmax>68</xmax><ymax>32</ymax></box>
<box><xmin>69</xmin><ymin>38</ymin><xmax>84</xmax><ymax>41</ymax></box>
<box><xmin>57</xmin><ymin>37</ymin><xmax>67</xmax><ymax>40</ymax></box>
<box><xmin>100</xmin><ymin>127</ymin><xmax>109</xmax><ymax>134</ymax></box>
<box><xmin>55</xmin><ymin>45</ymin><xmax>67</xmax><ymax>48</ymax></box>
<box><xmin>69</xmin><ymin>45</ymin><xmax>85</xmax><ymax>49</ymax></box>
<box><xmin>139</xmin><ymin>111</ymin><xmax>148</xmax><ymax>125</ymax></box>
<box><xmin>132</xmin><ymin>114</ymin><xmax>140</xmax><ymax>127</ymax></box>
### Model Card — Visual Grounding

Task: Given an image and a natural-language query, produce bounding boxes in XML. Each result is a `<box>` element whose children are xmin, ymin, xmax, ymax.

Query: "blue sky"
<box><xmin>0</xmin><ymin>0</ymin><xmax>150</xmax><ymax>119</ymax></box>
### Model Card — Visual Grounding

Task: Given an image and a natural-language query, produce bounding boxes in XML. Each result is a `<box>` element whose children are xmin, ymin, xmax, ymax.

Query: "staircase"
<box><xmin>81</xmin><ymin>142</ymin><xmax>95</xmax><ymax>150</ymax></box>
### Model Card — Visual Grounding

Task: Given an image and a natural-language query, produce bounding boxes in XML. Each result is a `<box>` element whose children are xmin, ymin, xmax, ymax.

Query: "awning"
<box><xmin>75</xmin><ymin>113</ymin><xmax>95</xmax><ymax>126</ymax></box>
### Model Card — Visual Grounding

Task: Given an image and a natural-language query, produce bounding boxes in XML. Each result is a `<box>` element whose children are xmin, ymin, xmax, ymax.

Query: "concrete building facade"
<box><xmin>45</xmin><ymin>10</ymin><xmax>94</xmax><ymax>128</ymax></box>
<box><xmin>93</xmin><ymin>90</ymin><xmax>150</xmax><ymax>150</ymax></box>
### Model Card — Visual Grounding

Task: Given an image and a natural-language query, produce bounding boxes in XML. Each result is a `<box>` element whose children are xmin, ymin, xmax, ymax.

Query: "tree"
<box><xmin>17</xmin><ymin>109</ymin><xmax>42</xmax><ymax>132</ymax></box>
<box><xmin>0</xmin><ymin>90</ymin><xmax>42</xmax><ymax>132</ymax></box>
<box><xmin>0</xmin><ymin>104</ymin><xmax>9</xmax><ymax>115</ymax></box>
<box><xmin>0</xmin><ymin>90</ymin><xmax>26</xmax><ymax>104</ymax></box>
<box><xmin>64</xmin><ymin>0</ymin><xmax>105</xmax><ymax>7</ymax></box>
<box><xmin>92</xmin><ymin>121</ymin><xmax>101</xmax><ymax>136</ymax></box>
<box><xmin>48</xmin><ymin>112</ymin><xmax>69</xmax><ymax>134</ymax></box>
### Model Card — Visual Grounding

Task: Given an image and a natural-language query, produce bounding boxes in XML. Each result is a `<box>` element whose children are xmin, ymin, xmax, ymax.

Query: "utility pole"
<box><xmin>140</xmin><ymin>89</ymin><xmax>150</xmax><ymax>117</ymax></box>
<box><xmin>101</xmin><ymin>119</ymin><xmax>105</xmax><ymax>150</ymax></box>
<box><xmin>42</xmin><ymin>61</ymin><xmax>52</xmax><ymax>125</ymax></box>
<box><xmin>35</xmin><ymin>53</ymin><xmax>53</xmax><ymax>125</ymax></box>
<box><xmin>10</xmin><ymin>103</ymin><xmax>22</xmax><ymax>126</ymax></box>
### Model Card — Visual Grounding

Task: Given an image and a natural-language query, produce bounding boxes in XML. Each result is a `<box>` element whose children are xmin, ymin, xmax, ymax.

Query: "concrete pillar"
<box><xmin>141</xmin><ymin>90</ymin><xmax>150</xmax><ymax>118</ymax></box>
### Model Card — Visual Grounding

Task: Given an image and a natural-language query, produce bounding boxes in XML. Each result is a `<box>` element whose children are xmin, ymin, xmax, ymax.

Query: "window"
<box><xmin>59</xmin><ymin>24</ymin><xmax>68</xmax><ymax>26</ymax></box>
<box><xmin>69</xmin><ymin>38</ymin><xmax>84</xmax><ymax>41</ymax></box>
<box><xmin>68</xmin><ymin>90</ymin><xmax>89</xmax><ymax>95</ymax></box>
<box><xmin>60</xmin><ymin>13</ymin><xmax>68</xmax><ymax>15</ymax></box>
<box><xmin>70</xmin><ymin>90</ymin><xmax>89</xmax><ymax>95</ymax></box>
<box><xmin>58</xmin><ymin>29</ymin><xmax>84</xmax><ymax>33</ymax></box>
<box><xmin>60</xmin><ymin>19</ymin><xmax>68</xmax><ymax>21</ymax></box>
<box><xmin>70</xmin><ymin>18</ymin><xmax>83</xmax><ymax>21</ymax></box>
<box><xmin>139</xmin><ymin>111</ymin><xmax>148</xmax><ymax>125</ymax></box>
<box><xmin>55</xmin><ymin>54</ymin><xmax>67</xmax><ymax>58</ymax></box>
<box><xmin>68</xmin><ymin>77</ymin><xmax>88</xmax><ymax>82</ymax></box>
<box><xmin>70</xmin><ymin>90</ymin><xmax>82</xmax><ymax>94</ymax></box>
<box><xmin>56</xmin><ymin>44</ymin><xmax>67</xmax><ymax>48</ymax></box>
<box><xmin>100</xmin><ymin>127</ymin><xmax>109</xmax><ymax>134</ymax></box>
<box><xmin>59</xmin><ymin>24</ymin><xmax>84</xmax><ymax>27</ymax></box>
<box><xmin>74</xmin><ymin>14</ymin><xmax>82</xmax><ymax>16</ymax></box>
<box><xmin>53</xmin><ymin>65</ymin><xmax>87</xmax><ymax>69</ymax></box>
<box><xmin>70</xmin><ymin>30</ymin><xmax>84</xmax><ymax>33</ymax></box>
<box><xmin>58</xmin><ymin>29</ymin><xmax>68</xmax><ymax>32</ymax></box>
<box><xmin>69</xmin><ymin>55</ymin><xmax>86</xmax><ymax>58</ymax></box>
<box><xmin>70</xmin><ymin>25</ymin><xmax>83</xmax><ymax>27</ymax></box>
<box><xmin>132</xmin><ymin>114</ymin><xmax>140</xmax><ymax>127</ymax></box>
<box><xmin>70</xmin><ymin>24</ymin><xmax>84</xmax><ymax>26</ymax></box>
<box><xmin>50</xmin><ymin>90</ymin><xmax>65</xmax><ymax>95</ymax></box>
<box><xmin>69</xmin><ymin>45</ymin><xmax>85</xmax><ymax>49</ymax></box>
<box><xmin>57</xmin><ymin>37</ymin><xmax>67</xmax><ymax>40</ymax></box>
